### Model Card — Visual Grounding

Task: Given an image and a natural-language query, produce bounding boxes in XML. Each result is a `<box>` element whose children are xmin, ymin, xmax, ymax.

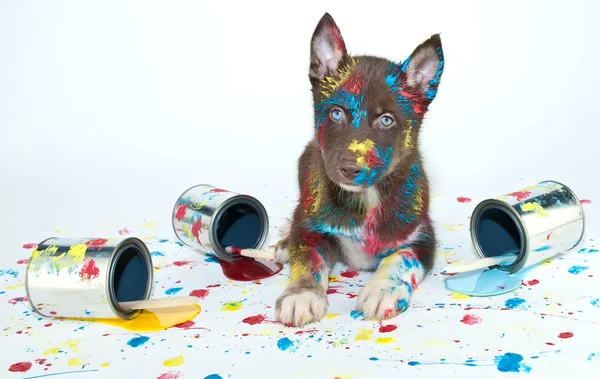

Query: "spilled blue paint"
<box><xmin>494</xmin><ymin>352</ymin><xmax>531</xmax><ymax>373</ymax></box>
<box><xmin>165</xmin><ymin>287</ymin><xmax>183</xmax><ymax>296</ymax></box>
<box><xmin>277</xmin><ymin>337</ymin><xmax>297</xmax><ymax>352</ymax></box>
<box><xmin>204</xmin><ymin>254</ymin><xmax>219</xmax><ymax>263</ymax></box>
<box><xmin>505</xmin><ymin>297</ymin><xmax>527</xmax><ymax>309</ymax></box>
<box><xmin>568</xmin><ymin>265</ymin><xmax>589</xmax><ymax>275</ymax></box>
<box><xmin>0</xmin><ymin>269</ymin><xmax>18</xmax><ymax>278</ymax></box>
<box><xmin>204</xmin><ymin>375</ymin><xmax>223</xmax><ymax>379</ymax></box>
<box><xmin>350</xmin><ymin>310</ymin><xmax>364</xmax><ymax>320</ymax></box>
<box><xmin>127</xmin><ymin>336</ymin><xmax>150</xmax><ymax>347</ymax></box>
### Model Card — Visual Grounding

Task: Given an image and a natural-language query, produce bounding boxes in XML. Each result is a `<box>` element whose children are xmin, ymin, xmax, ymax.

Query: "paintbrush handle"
<box><xmin>225</xmin><ymin>246</ymin><xmax>275</xmax><ymax>260</ymax></box>
<box><xmin>119</xmin><ymin>296</ymin><xmax>198</xmax><ymax>311</ymax></box>
<box><xmin>441</xmin><ymin>255</ymin><xmax>515</xmax><ymax>274</ymax></box>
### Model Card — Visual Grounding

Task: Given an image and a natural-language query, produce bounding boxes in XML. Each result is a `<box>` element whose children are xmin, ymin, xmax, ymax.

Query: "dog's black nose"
<box><xmin>339</xmin><ymin>160</ymin><xmax>361</xmax><ymax>180</ymax></box>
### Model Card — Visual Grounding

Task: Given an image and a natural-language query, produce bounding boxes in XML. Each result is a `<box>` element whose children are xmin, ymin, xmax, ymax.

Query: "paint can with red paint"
<box><xmin>25</xmin><ymin>237</ymin><xmax>153</xmax><ymax>320</ymax></box>
<box><xmin>470</xmin><ymin>181</ymin><xmax>585</xmax><ymax>273</ymax></box>
<box><xmin>172</xmin><ymin>184</ymin><xmax>270</xmax><ymax>263</ymax></box>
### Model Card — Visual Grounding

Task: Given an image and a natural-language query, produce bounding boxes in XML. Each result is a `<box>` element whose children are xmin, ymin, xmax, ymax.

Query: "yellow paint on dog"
<box><xmin>348</xmin><ymin>139</ymin><xmax>375</xmax><ymax>155</ymax></box>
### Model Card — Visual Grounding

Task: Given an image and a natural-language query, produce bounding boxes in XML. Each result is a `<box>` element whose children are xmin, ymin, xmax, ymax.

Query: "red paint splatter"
<box><xmin>191</xmin><ymin>217</ymin><xmax>202</xmax><ymax>241</ymax></box>
<box><xmin>558</xmin><ymin>332</ymin><xmax>573</xmax><ymax>339</ymax></box>
<box><xmin>379</xmin><ymin>324</ymin><xmax>397</xmax><ymax>333</ymax></box>
<box><xmin>383</xmin><ymin>309</ymin><xmax>397</xmax><ymax>319</ymax></box>
<box><xmin>118</xmin><ymin>228</ymin><xmax>131</xmax><ymax>235</ymax></box>
<box><xmin>172</xmin><ymin>261</ymin><xmax>191</xmax><ymax>267</ymax></box>
<box><xmin>156</xmin><ymin>372</ymin><xmax>182</xmax><ymax>379</ymax></box>
<box><xmin>527</xmin><ymin>279</ymin><xmax>540</xmax><ymax>286</ymax></box>
<box><xmin>80</xmin><ymin>259</ymin><xmax>100</xmax><ymax>281</ymax></box>
<box><xmin>327</xmin><ymin>286</ymin><xmax>340</xmax><ymax>295</ymax></box>
<box><xmin>457</xmin><ymin>197</ymin><xmax>472</xmax><ymax>203</ymax></box>
<box><xmin>206</xmin><ymin>284</ymin><xmax>220</xmax><ymax>288</ymax></box>
<box><xmin>507</xmin><ymin>191</ymin><xmax>532</xmax><ymax>201</ymax></box>
<box><xmin>22</xmin><ymin>243</ymin><xmax>37</xmax><ymax>249</ymax></box>
<box><xmin>173</xmin><ymin>320</ymin><xmax>195</xmax><ymax>329</ymax></box>
<box><xmin>346</xmin><ymin>293</ymin><xmax>358</xmax><ymax>299</ymax></box>
<box><xmin>50</xmin><ymin>311</ymin><xmax>57</xmax><ymax>315</ymax></box>
<box><xmin>210</xmin><ymin>188</ymin><xmax>228</xmax><ymax>193</ymax></box>
<box><xmin>546</xmin><ymin>342</ymin><xmax>555</xmax><ymax>346</ymax></box>
<box><xmin>460</xmin><ymin>314</ymin><xmax>482</xmax><ymax>325</ymax></box>
<box><xmin>35</xmin><ymin>359</ymin><xmax>47</xmax><ymax>365</ymax></box>
<box><xmin>189</xmin><ymin>289</ymin><xmax>209</xmax><ymax>299</ymax></box>
<box><xmin>365</xmin><ymin>148</ymin><xmax>383</xmax><ymax>169</ymax></box>
<box><xmin>85</xmin><ymin>238</ymin><xmax>108</xmax><ymax>250</ymax></box>
<box><xmin>175</xmin><ymin>204</ymin><xmax>187</xmax><ymax>221</ymax></box>
<box><xmin>8</xmin><ymin>362</ymin><xmax>32</xmax><ymax>372</ymax></box>
<box><xmin>295</xmin><ymin>329</ymin><xmax>318</xmax><ymax>335</ymax></box>
<box><xmin>340</xmin><ymin>270</ymin><xmax>359</xmax><ymax>278</ymax></box>
<box><xmin>242</xmin><ymin>314</ymin><xmax>266</xmax><ymax>325</ymax></box>
<box><xmin>44</xmin><ymin>323</ymin><xmax>52</xmax><ymax>327</ymax></box>
<box><xmin>8</xmin><ymin>297</ymin><xmax>27</xmax><ymax>305</ymax></box>
<box><xmin>546</xmin><ymin>232</ymin><xmax>553</xmax><ymax>240</ymax></box>
<box><xmin>580</xmin><ymin>199</ymin><xmax>592</xmax><ymax>204</ymax></box>
<box><xmin>17</xmin><ymin>259</ymin><xmax>29</xmax><ymax>264</ymax></box>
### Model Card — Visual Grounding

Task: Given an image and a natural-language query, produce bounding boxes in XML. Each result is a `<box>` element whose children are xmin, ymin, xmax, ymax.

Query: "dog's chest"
<box><xmin>337</xmin><ymin>233</ymin><xmax>378</xmax><ymax>270</ymax></box>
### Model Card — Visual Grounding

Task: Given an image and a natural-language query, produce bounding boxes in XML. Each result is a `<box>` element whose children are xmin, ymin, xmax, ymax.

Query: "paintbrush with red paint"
<box><xmin>225</xmin><ymin>246</ymin><xmax>276</xmax><ymax>261</ymax></box>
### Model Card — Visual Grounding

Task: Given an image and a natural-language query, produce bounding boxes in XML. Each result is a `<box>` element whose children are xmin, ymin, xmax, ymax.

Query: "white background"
<box><xmin>1</xmin><ymin>0</ymin><xmax>598</xmax><ymax>251</ymax></box>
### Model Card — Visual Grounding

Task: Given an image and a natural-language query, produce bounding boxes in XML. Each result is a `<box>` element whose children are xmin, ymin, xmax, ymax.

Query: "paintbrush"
<box><xmin>119</xmin><ymin>296</ymin><xmax>199</xmax><ymax>312</ymax></box>
<box><xmin>441</xmin><ymin>253</ymin><xmax>517</xmax><ymax>274</ymax></box>
<box><xmin>224</xmin><ymin>246</ymin><xmax>276</xmax><ymax>261</ymax></box>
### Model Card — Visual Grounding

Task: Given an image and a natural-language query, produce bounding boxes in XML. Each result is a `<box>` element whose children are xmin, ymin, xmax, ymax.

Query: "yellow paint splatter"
<box><xmin>6</xmin><ymin>283</ymin><xmax>25</xmax><ymax>290</ymax></box>
<box><xmin>451</xmin><ymin>292</ymin><xmax>471</xmax><ymax>300</ymax></box>
<box><xmin>64</xmin><ymin>305</ymin><xmax>201</xmax><ymax>333</ymax></box>
<box><xmin>431</xmin><ymin>193</ymin><xmax>443</xmax><ymax>199</ymax></box>
<box><xmin>355</xmin><ymin>329</ymin><xmax>373</xmax><ymax>341</ymax></box>
<box><xmin>163</xmin><ymin>355</ymin><xmax>185</xmax><ymax>367</ymax></box>
<box><xmin>101</xmin><ymin>363</ymin><xmax>110</xmax><ymax>368</ymax></box>
<box><xmin>541</xmin><ymin>259</ymin><xmax>552</xmax><ymax>266</ymax></box>
<box><xmin>349</xmin><ymin>139</ymin><xmax>375</xmax><ymax>155</ymax></box>
<box><xmin>182</xmin><ymin>224</ymin><xmax>194</xmax><ymax>239</ymax></box>
<box><xmin>68</xmin><ymin>358</ymin><xmax>87</xmax><ymax>367</ymax></box>
<box><xmin>375</xmin><ymin>337</ymin><xmax>395</xmax><ymax>344</ymax></box>
<box><xmin>441</xmin><ymin>224</ymin><xmax>463</xmax><ymax>233</ymax></box>
<box><xmin>43</xmin><ymin>339</ymin><xmax>82</xmax><ymax>356</ymax></box>
<box><xmin>333</xmin><ymin>338</ymin><xmax>349</xmax><ymax>347</ymax></box>
<box><xmin>221</xmin><ymin>302</ymin><xmax>243</xmax><ymax>312</ymax></box>
<box><xmin>395</xmin><ymin>347</ymin><xmax>403</xmax><ymax>351</ymax></box>
<box><xmin>142</xmin><ymin>221</ymin><xmax>158</xmax><ymax>230</ymax></box>
<box><xmin>141</xmin><ymin>236</ymin><xmax>155</xmax><ymax>242</ymax></box>
<box><xmin>32</xmin><ymin>245</ymin><xmax>58</xmax><ymax>259</ymax></box>
<box><xmin>521</xmin><ymin>202</ymin><xmax>549</xmax><ymax>218</ymax></box>
<box><xmin>328</xmin><ymin>276</ymin><xmax>341</xmax><ymax>283</ymax></box>
<box><xmin>67</xmin><ymin>244</ymin><xmax>88</xmax><ymax>262</ymax></box>
<box><xmin>324</xmin><ymin>313</ymin><xmax>340</xmax><ymax>320</ymax></box>
<box><xmin>320</xmin><ymin>57</ymin><xmax>358</xmax><ymax>98</ymax></box>
<box><xmin>189</xmin><ymin>201</ymin><xmax>207</xmax><ymax>211</ymax></box>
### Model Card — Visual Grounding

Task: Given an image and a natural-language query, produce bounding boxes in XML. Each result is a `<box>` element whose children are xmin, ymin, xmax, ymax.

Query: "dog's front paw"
<box><xmin>274</xmin><ymin>244</ymin><xmax>290</xmax><ymax>263</ymax></box>
<box><xmin>275</xmin><ymin>287</ymin><xmax>327</xmax><ymax>327</ymax></box>
<box><xmin>356</xmin><ymin>279</ymin><xmax>411</xmax><ymax>320</ymax></box>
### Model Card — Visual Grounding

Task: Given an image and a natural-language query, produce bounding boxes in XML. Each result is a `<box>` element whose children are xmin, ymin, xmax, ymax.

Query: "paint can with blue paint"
<box><xmin>25</xmin><ymin>237</ymin><xmax>153</xmax><ymax>320</ymax></box>
<box><xmin>446</xmin><ymin>181</ymin><xmax>585</xmax><ymax>296</ymax></box>
<box><xmin>172</xmin><ymin>184</ymin><xmax>270</xmax><ymax>262</ymax></box>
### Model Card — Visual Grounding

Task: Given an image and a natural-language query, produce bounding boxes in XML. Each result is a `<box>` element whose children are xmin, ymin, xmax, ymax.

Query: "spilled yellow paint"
<box><xmin>431</xmin><ymin>193</ymin><xmax>443</xmax><ymax>199</ymax></box>
<box><xmin>375</xmin><ymin>337</ymin><xmax>395</xmax><ymax>344</ymax></box>
<box><xmin>64</xmin><ymin>304</ymin><xmax>200</xmax><ymax>333</ymax></box>
<box><xmin>101</xmin><ymin>363</ymin><xmax>110</xmax><ymax>368</ymax></box>
<box><xmin>68</xmin><ymin>358</ymin><xmax>87</xmax><ymax>367</ymax></box>
<box><xmin>521</xmin><ymin>202</ymin><xmax>549</xmax><ymax>218</ymax></box>
<box><xmin>220</xmin><ymin>302</ymin><xmax>243</xmax><ymax>312</ymax></box>
<box><xmin>451</xmin><ymin>292</ymin><xmax>471</xmax><ymax>300</ymax></box>
<box><xmin>163</xmin><ymin>355</ymin><xmax>185</xmax><ymax>367</ymax></box>
<box><xmin>395</xmin><ymin>347</ymin><xmax>403</xmax><ymax>351</ymax></box>
<box><xmin>355</xmin><ymin>329</ymin><xmax>373</xmax><ymax>341</ymax></box>
<box><xmin>43</xmin><ymin>339</ymin><xmax>82</xmax><ymax>356</ymax></box>
<box><xmin>323</xmin><ymin>314</ymin><xmax>340</xmax><ymax>320</ymax></box>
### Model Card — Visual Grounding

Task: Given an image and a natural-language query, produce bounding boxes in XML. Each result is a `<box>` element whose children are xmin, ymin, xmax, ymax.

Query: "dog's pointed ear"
<box><xmin>403</xmin><ymin>34</ymin><xmax>444</xmax><ymax>101</ymax></box>
<box><xmin>309</xmin><ymin>13</ymin><xmax>348</xmax><ymax>84</ymax></box>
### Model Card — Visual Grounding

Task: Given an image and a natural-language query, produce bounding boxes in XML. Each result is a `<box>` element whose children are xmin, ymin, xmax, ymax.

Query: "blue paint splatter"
<box><xmin>0</xmin><ymin>269</ymin><xmax>18</xmax><ymax>278</ymax></box>
<box><xmin>158</xmin><ymin>239</ymin><xmax>169</xmax><ymax>243</ymax></box>
<box><xmin>588</xmin><ymin>353</ymin><xmax>599</xmax><ymax>362</ymax></box>
<box><xmin>408</xmin><ymin>361</ymin><xmax>420</xmax><ymax>366</ymax></box>
<box><xmin>150</xmin><ymin>251</ymin><xmax>165</xmax><ymax>257</ymax></box>
<box><xmin>175</xmin><ymin>242</ymin><xmax>184</xmax><ymax>247</ymax></box>
<box><xmin>277</xmin><ymin>337</ymin><xmax>298</xmax><ymax>352</ymax></box>
<box><xmin>205</xmin><ymin>254</ymin><xmax>219</xmax><ymax>263</ymax></box>
<box><xmin>568</xmin><ymin>265</ymin><xmax>589</xmax><ymax>275</ymax></box>
<box><xmin>204</xmin><ymin>375</ymin><xmax>223</xmax><ymax>379</ymax></box>
<box><xmin>494</xmin><ymin>353</ymin><xmax>531</xmax><ymax>373</ymax></box>
<box><xmin>165</xmin><ymin>287</ymin><xmax>183</xmax><ymax>295</ymax></box>
<box><xmin>127</xmin><ymin>336</ymin><xmax>150</xmax><ymax>347</ymax></box>
<box><xmin>591</xmin><ymin>299</ymin><xmax>600</xmax><ymax>308</ymax></box>
<box><xmin>369</xmin><ymin>357</ymin><xmax>379</xmax><ymax>361</ymax></box>
<box><xmin>579</xmin><ymin>248</ymin><xmax>599</xmax><ymax>254</ymax></box>
<box><xmin>350</xmin><ymin>310</ymin><xmax>364</xmax><ymax>320</ymax></box>
<box><xmin>534</xmin><ymin>245</ymin><xmax>551</xmax><ymax>252</ymax></box>
<box><xmin>505</xmin><ymin>297</ymin><xmax>527</xmax><ymax>309</ymax></box>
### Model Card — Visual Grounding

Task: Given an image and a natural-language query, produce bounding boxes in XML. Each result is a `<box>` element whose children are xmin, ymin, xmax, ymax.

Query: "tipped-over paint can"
<box><xmin>26</xmin><ymin>237</ymin><xmax>153</xmax><ymax>320</ymax></box>
<box><xmin>172</xmin><ymin>184</ymin><xmax>270</xmax><ymax>262</ymax></box>
<box><xmin>470</xmin><ymin>180</ymin><xmax>585</xmax><ymax>273</ymax></box>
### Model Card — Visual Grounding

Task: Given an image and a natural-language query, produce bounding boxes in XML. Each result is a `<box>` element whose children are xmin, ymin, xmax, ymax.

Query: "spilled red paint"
<box><xmin>175</xmin><ymin>204</ymin><xmax>187</xmax><ymax>221</ymax></box>
<box><xmin>460</xmin><ymin>314</ymin><xmax>482</xmax><ymax>325</ymax></box>
<box><xmin>295</xmin><ymin>329</ymin><xmax>318</xmax><ymax>335</ymax></box>
<box><xmin>580</xmin><ymin>199</ymin><xmax>592</xmax><ymax>204</ymax></box>
<box><xmin>22</xmin><ymin>243</ymin><xmax>37</xmax><ymax>249</ymax></box>
<box><xmin>189</xmin><ymin>289</ymin><xmax>209</xmax><ymax>299</ymax></box>
<box><xmin>85</xmin><ymin>238</ymin><xmax>108</xmax><ymax>250</ymax></box>
<box><xmin>558</xmin><ymin>332</ymin><xmax>573</xmax><ymax>339</ymax></box>
<box><xmin>242</xmin><ymin>314</ymin><xmax>266</xmax><ymax>325</ymax></box>
<box><xmin>173</xmin><ymin>320</ymin><xmax>195</xmax><ymax>329</ymax></box>
<box><xmin>156</xmin><ymin>372</ymin><xmax>182</xmax><ymax>379</ymax></box>
<box><xmin>340</xmin><ymin>270</ymin><xmax>359</xmax><ymax>278</ymax></box>
<box><xmin>457</xmin><ymin>197</ymin><xmax>472</xmax><ymax>203</ymax></box>
<box><xmin>527</xmin><ymin>279</ymin><xmax>540</xmax><ymax>286</ymax></box>
<box><xmin>546</xmin><ymin>342</ymin><xmax>555</xmax><ymax>346</ymax></box>
<box><xmin>379</xmin><ymin>324</ymin><xmax>397</xmax><ymax>333</ymax></box>
<box><xmin>8</xmin><ymin>297</ymin><xmax>27</xmax><ymax>305</ymax></box>
<box><xmin>80</xmin><ymin>259</ymin><xmax>100</xmax><ymax>281</ymax></box>
<box><xmin>206</xmin><ymin>284</ymin><xmax>221</xmax><ymax>288</ymax></box>
<box><xmin>507</xmin><ymin>191</ymin><xmax>532</xmax><ymax>201</ymax></box>
<box><xmin>218</xmin><ymin>257</ymin><xmax>283</xmax><ymax>281</ymax></box>
<box><xmin>17</xmin><ymin>259</ymin><xmax>29</xmax><ymax>264</ymax></box>
<box><xmin>8</xmin><ymin>362</ymin><xmax>32</xmax><ymax>372</ymax></box>
<box><xmin>118</xmin><ymin>228</ymin><xmax>131</xmax><ymax>235</ymax></box>
<box><xmin>172</xmin><ymin>261</ymin><xmax>191</xmax><ymax>267</ymax></box>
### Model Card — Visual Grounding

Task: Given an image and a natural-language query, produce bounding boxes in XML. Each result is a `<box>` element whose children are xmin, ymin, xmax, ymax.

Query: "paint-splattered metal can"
<box><xmin>172</xmin><ymin>184</ymin><xmax>270</xmax><ymax>262</ymax></box>
<box><xmin>25</xmin><ymin>237</ymin><xmax>153</xmax><ymax>320</ymax></box>
<box><xmin>470</xmin><ymin>181</ymin><xmax>585</xmax><ymax>273</ymax></box>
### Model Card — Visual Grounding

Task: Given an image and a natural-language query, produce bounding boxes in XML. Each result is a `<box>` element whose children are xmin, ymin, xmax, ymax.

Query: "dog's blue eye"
<box><xmin>380</xmin><ymin>115</ymin><xmax>394</xmax><ymax>128</ymax></box>
<box><xmin>330</xmin><ymin>109</ymin><xmax>344</xmax><ymax>121</ymax></box>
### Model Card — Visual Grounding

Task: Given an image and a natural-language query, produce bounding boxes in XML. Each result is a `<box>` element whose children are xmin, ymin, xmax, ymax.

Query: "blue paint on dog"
<box><xmin>127</xmin><ymin>336</ymin><xmax>150</xmax><ymax>347</ymax></box>
<box><xmin>505</xmin><ymin>297</ymin><xmax>526</xmax><ymax>309</ymax></box>
<box><xmin>165</xmin><ymin>287</ymin><xmax>183</xmax><ymax>296</ymax></box>
<box><xmin>494</xmin><ymin>352</ymin><xmax>531</xmax><ymax>373</ymax></box>
<box><xmin>568</xmin><ymin>265</ymin><xmax>589</xmax><ymax>275</ymax></box>
<box><xmin>397</xmin><ymin>298</ymin><xmax>409</xmax><ymax>313</ymax></box>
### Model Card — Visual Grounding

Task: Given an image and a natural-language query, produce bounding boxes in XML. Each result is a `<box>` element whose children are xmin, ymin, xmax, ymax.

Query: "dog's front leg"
<box><xmin>356</xmin><ymin>249</ymin><xmax>425</xmax><ymax>320</ymax></box>
<box><xmin>275</xmin><ymin>230</ymin><xmax>332</xmax><ymax>327</ymax></box>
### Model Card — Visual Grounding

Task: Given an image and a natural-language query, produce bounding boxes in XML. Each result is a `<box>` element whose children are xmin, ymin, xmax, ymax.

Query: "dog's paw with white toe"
<box><xmin>274</xmin><ymin>245</ymin><xmax>290</xmax><ymax>263</ymax></box>
<box><xmin>275</xmin><ymin>287</ymin><xmax>327</xmax><ymax>327</ymax></box>
<box><xmin>356</xmin><ymin>279</ymin><xmax>412</xmax><ymax>320</ymax></box>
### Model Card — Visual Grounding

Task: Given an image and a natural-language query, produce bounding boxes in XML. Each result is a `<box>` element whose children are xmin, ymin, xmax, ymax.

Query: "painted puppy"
<box><xmin>275</xmin><ymin>13</ymin><xmax>444</xmax><ymax>326</ymax></box>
